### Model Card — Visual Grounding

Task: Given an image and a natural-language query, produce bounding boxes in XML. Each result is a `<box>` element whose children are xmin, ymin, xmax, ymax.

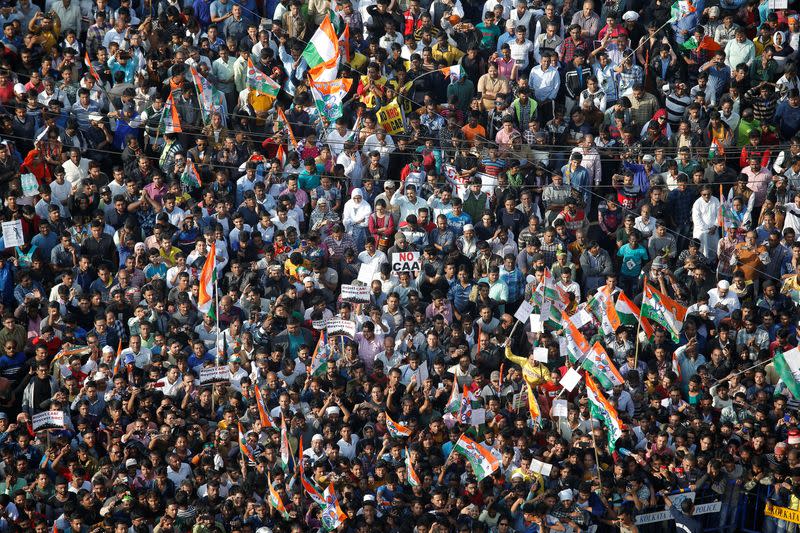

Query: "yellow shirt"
<box><xmin>505</xmin><ymin>345</ymin><xmax>549</xmax><ymax>386</ymax></box>
<box><xmin>159</xmin><ymin>246</ymin><xmax>183</xmax><ymax>267</ymax></box>
<box><xmin>432</xmin><ymin>42</ymin><xmax>464</xmax><ymax>65</ymax></box>
<box><xmin>284</xmin><ymin>257</ymin><xmax>311</xmax><ymax>280</ymax></box>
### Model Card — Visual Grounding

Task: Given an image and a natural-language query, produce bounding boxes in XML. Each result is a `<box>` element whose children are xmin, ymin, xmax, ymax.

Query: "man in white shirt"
<box><xmin>528</xmin><ymin>52</ymin><xmax>560</xmax><ymax>103</ymax></box>
<box><xmin>509</xmin><ymin>25</ymin><xmax>534</xmax><ymax>73</ymax></box>
<box><xmin>707</xmin><ymin>280</ymin><xmax>740</xmax><ymax>324</ymax></box>
<box><xmin>327</xmin><ymin>118</ymin><xmax>352</xmax><ymax>157</ymax></box>
<box><xmin>691</xmin><ymin>184</ymin><xmax>721</xmax><ymax>262</ymax></box>
<box><xmin>390</xmin><ymin>184</ymin><xmax>430</xmax><ymax>222</ymax></box>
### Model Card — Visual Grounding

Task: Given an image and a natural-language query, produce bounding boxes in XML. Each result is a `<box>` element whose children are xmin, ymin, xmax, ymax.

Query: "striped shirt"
<box><xmin>665</xmin><ymin>92</ymin><xmax>691</xmax><ymax>127</ymax></box>
<box><xmin>481</xmin><ymin>157</ymin><xmax>507</xmax><ymax>177</ymax></box>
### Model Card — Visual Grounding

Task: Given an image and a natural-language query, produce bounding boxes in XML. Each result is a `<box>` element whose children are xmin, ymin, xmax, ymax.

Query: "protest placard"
<box><xmin>199</xmin><ymin>366</ymin><xmax>232</xmax><ymax>385</ymax></box>
<box><xmin>327</xmin><ymin>318</ymin><xmax>357</xmax><ymax>338</ymax></box>
<box><xmin>341</xmin><ymin>284</ymin><xmax>371</xmax><ymax>304</ymax></box>
<box><xmin>32</xmin><ymin>411</ymin><xmax>66</xmax><ymax>431</ymax></box>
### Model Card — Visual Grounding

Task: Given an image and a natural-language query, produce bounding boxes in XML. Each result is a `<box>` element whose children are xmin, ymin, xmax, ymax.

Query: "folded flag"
<box><xmin>180</xmin><ymin>159</ymin><xmax>202</xmax><ymax>190</ymax></box>
<box><xmin>160</xmin><ymin>91</ymin><xmax>182</xmax><ymax>134</ymax></box>
<box><xmin>385</xmin><ymin>413</ymin><xmax>413</xmax><ymax>438</ymax></box>
<box><xmin>268</xmin><ymin>473</ymin><xmax>291</xmax><ymax>520</ymax></box>
<box><xmin>405</xmin><ymin>448</ymin><xmax>421</xmax><ymax>487</ymax></box>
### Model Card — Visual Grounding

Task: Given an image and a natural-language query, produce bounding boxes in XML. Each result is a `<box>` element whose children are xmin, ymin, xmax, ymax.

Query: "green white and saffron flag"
<box><xmin>303</xmin><ymin>15</ymin><xmax>340</xmax><ymax>82</ymax></box>
<box><xmin>775</xmin><ymin>348</ymin><xmax>800</xmax><ymax>399</ymax></box>
<box><xmin>452</xmin><ymin>434</ymin><xmax>499</xmax><ymax>482</ymax></box>
<box><xmin>670</xmin><ymin>0</ymin><xmax>695</xmax><ymax>21</ymax></box>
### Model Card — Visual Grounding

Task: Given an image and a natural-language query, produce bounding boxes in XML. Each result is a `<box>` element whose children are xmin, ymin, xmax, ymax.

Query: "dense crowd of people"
<box><xmin>0</xmin><ymin>0</ymin><xmax>798</xmax><ymax>530</ymax></box>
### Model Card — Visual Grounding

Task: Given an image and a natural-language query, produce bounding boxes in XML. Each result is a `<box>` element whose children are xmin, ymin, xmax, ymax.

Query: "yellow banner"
<box><xmin>376</xmin><ymin>101</ymin><xmax>405</xmax><ymax>135</ymax></box>
<box><xmin>765</xmin><ymin>503</ymin><xmax>800</xmax><ymax>524</ymax></box>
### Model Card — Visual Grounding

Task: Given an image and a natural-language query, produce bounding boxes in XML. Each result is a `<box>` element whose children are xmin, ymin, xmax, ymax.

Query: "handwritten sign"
<box><xmin>341</xmin><ymin>284</ymin><xmax>370</xmax><ymax>304</ymax></box>
<box><xmin>2</xmin><ymin>220</ymin><xmax>23</xmax><ymax>248</ymax></box>
<box><xmin>199</xmin><ymin>366</ymin><xmax>232</xmax><ymax>385</ymax></box>
<box><xmin>326</xmin><ymin>318</ymin><xmax>357</xmax><ymax>338</ymax></box>
<box><xmin>32</xmin><ymin>411</ymin><xmax>66</xmax><ymax>431</ymax></box>
<box><xmin>391</xmin><ymin>252</ymin><xmax>421</xmax><ymax>274</ymax></box>
<box><xmin>530</xmin><ymin>314</ymin><xmax>543</xmax><ymax>333</ymax></box>
<box><xmin>514</xmin><ymin>301</ymin><xmax>534</xmax><ymax>323</ymax></box>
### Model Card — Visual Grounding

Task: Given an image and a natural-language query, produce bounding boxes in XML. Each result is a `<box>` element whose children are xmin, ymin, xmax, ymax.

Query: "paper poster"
<box><xmin>475</xmin><ymin>172</ymin><xmax>498</xmax><ymax>198</ymax></box>
<box><xmin>327</xmin><ymin>318</ymin><xmax>357</xmax><ymax>338</ymax></box>
<box><xmin>32</xmin><ymin>411</ymin><xmax>66</xmax><ymax>431</ymax></box>
<box><xmin>533</xmin><ymin>347</ymin><xmax>549</xmax><ymax>363</ymax></box>
<box><xmin>391</xmin><ymin>252</ymin><xmax>421</xmax><ymax>273</ymax></box>
<box><xmin>2</xmin><ymin>220</ymin><xmax>23</xmax><ymax>248</ymax></box>
<box><xmin>530</xmin><ymin>314</ymin><xmax>543</xmax><ymax>332</ymax></box>
<box><xmin>551</xmin><ymin>399</ymin><xmax>568</xmax><ymax>418</ymax></box>
<box><xmin>530</xmin><ymin>458</ymin><xmax>553</xmax><ymax>476</ymax></box>
<box><xmin>571</xmin><ymin>309</ymin><xmax>593</xmax><ymax>329</ymax></box>
<box><xmin>357</xmin><ymin>263</ymin><xmax>377</xmax><ymax>284</ymax></box>
<box><xmin>514</xmin><ymin>301</ymin><xmax>534</xmax><ymax>323</ymax></box>
<box><xmin>199</xmin><ymin>365</ymin><xmax>232</xmax><ymax>385</ymax></box>
<box><xmin>341</xmin><ymin>284</ymin><xmax>371</xmax><ymax>303</ymax></box>
<box><xmin>558</xmin><ymin>337</ymin><xmax>568</xmax><ymax>356</ymax></box>
<box><xmin>559</xmin><ymin>367</ymin><xmax>582</xmax><ymax>392</ymax></box>
<box><xmin>312</xmin><ymin>319</ymin><xmax>328</xmax><ymax>331</ymax></box>
<box><xmin>540</xmin><ymin>300</ymin><xmax>552</xmax><ymax>321</ymax></box>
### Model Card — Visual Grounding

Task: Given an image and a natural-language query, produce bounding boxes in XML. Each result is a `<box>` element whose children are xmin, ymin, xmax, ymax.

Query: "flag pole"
<box><xmin>633</xmin><ymin>279</ymin><xmax>646</xmax><ymax>368</ymax></box>
<box><xmin>590</xmin><ymin>425</ymin><xmax>605</xmax><ymax>493</ymax></box>
<box><xmin>213</xmin><ymin>272</ymin><xmax>220</xmax><ymax>414</ymax></box>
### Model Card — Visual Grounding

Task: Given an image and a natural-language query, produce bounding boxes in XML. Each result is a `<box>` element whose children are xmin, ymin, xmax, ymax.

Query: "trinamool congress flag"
<box><xmin>641</xmin><ymin>281</ymin><xmax>686</xmax><ymax>342</ymax></box>
<box><xmin>309</xmin><ymin>78</ymin><xmax>352</xmax><ymax>120</ymax></box>
<box><xmin>585</xmin><ymin>375</ymin><xmax>623</xmax><ymax>452</ymax></box>
<box><xmin>405</xmin><ymin>448</ymin><xmax>421</xmax><ymax>487</ymax></box>
<box><xmin>267</xmin><ymin>473</ymin><xmax>290</xmax><ymax>520</ymax></box>
<box><xmin>453</xmin><ymin>434</ymin><xmax>499</xmax><ymax>482</ymax></box>
<box><xmin>246</xmin><ymin>57</ymin><xmax>281</xmax><ymax>97</ymax></box>
<box><xmin>385</xmin><ymin>413</ymin><xmax>413</xmax><ymax>438</ymax></box>
<box><xmin>582</xmin><ymin>341</ymin><xmax>624</xmax><ymax>389</ymax></box>
<box><xmin>160</xmin><ymin>91</ymin><xmax>182</xmax><ymax>134</ymax></box>
<box><xmin>189</xmin><ymin>66</ymin><xmax>227</xmax><ymax>125</ymax></box>
<box><xmin>302</xmin><ymin>15</ymin><xmax>340</xmax><ymax>82</ymax></box>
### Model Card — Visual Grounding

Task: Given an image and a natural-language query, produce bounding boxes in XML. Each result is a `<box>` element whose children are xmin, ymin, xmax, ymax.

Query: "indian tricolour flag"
<box><xmin>453</xmin><ymin>434</ymin><xmax>499</xmax><ymax>482</ymax></box>
<box><xmin>641</xmin><ymin>282</ymin><xmax>686</xmax><ymax>342</ymax></box>
<box><xmin>775</xmin><ymin>348</ymin><xmax>800</xmax><ymax>399</ymax></box>
<box><xmin>582</xmin><ymin>341</ymin><xmax>624</xmax><ymax>389</ymax></box>
<box><xmin>386</xmin><ymin>413</ymin><xmax>413</xmax><ymax>438</ymax></box>
<box><xmin>445</xmin><ymin>378</ymin><xmax>460</xmax><ymax>414</ymax></box>
<box><xmin>246</xmin><ymin>57</ymin><xmax>281</xmax><ymax>97</ymax></box>
<box><xmin>585</xmin><ymin>375</ymin><xmax>623</xmax><ymax>452</ymax></box>
<box><xmin>197</xmin><ymin>243</ymin><xmax>216</xmax><ymax>315</ymax></box>
<box><xmin>302</xmin><ymin>15</ymin><xmax>340</xmax><ymax>82</ymax></box>
<box><xmin>309</xmin><ymin>332</ymin><xmax>330</xmax><ymax>376</ymax></box>
<box><xmin>615</xmin><ymin>291</ymin><xmax>654</xmax><ymax>338</ymax></box>
<box><xmin>309</xmin><ymin>78</ymin><xmax>352</xmax><ymax>121</ymax></box>
<box><xmin>440</xmin><ymin>64</ymin><xmax>466</xmax><ymax>81</ymax></box>
<box><xmin>405</xmin><ymin>448</ymin><xmax>421</xmax><ymax>487</ymax></box>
